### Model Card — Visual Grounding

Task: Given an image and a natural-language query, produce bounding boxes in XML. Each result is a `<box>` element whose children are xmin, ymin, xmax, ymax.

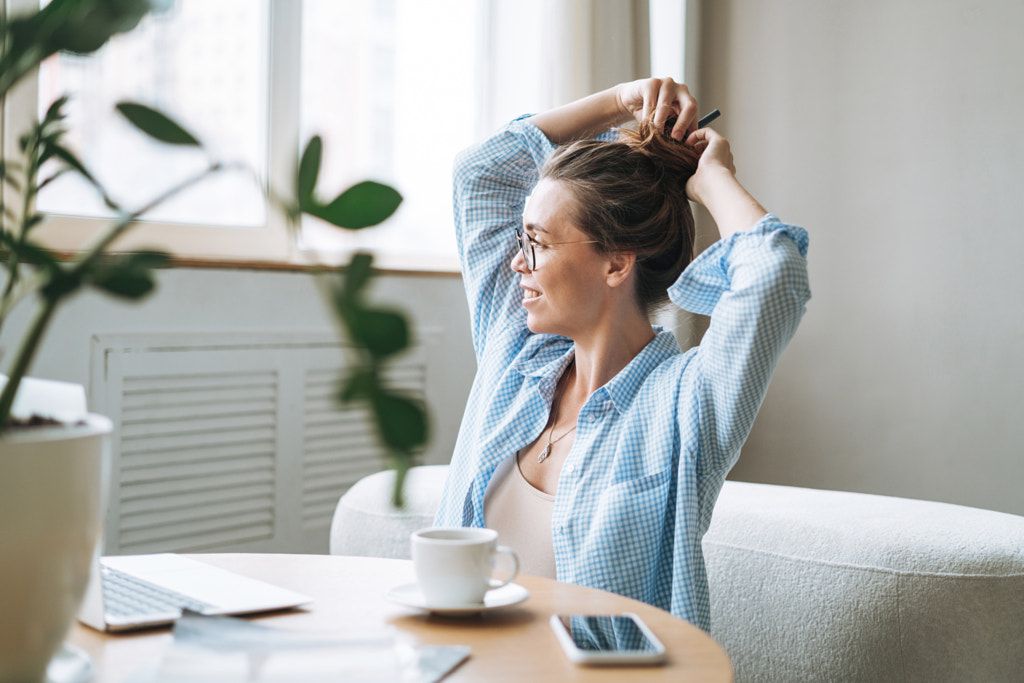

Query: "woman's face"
<box><xmin>512</xmin><ymin>178</ymin><xmax>612</xmax><ymax>338</ymax></box>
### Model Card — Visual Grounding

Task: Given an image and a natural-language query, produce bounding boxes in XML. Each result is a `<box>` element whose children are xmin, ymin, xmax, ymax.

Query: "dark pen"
<box><xmin>697</xmin><ymin>109</ymin><xmax>721</xmax><ymax>128</ymax></box>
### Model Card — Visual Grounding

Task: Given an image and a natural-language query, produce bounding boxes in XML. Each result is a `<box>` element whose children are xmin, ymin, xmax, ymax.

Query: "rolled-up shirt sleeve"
<box><xmin>452</xmin><ymin>116</ymin><xmax>556</xmax><ymax>359</ymax></box>
<box><xmin>670</xmin><ymin>214</ymin><xmax>811</xmax><ymax>476</ymax></box>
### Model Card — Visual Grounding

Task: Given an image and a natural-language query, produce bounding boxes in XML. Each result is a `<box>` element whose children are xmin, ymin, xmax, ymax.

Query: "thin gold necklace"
<box><xmin>537</xmin><ymin>422</ymin><xmax>577</xmax><ymax>463</ymax></box>
<box><xmin>538</xmin><ymin>362</ymin><xmax>577</xmax><ymax>464</ymax></box>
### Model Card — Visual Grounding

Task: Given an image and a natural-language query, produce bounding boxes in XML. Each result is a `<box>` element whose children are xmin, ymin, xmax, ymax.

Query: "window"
<box><xmin>36</xmin><ymin>0</ymin><xmax>269</xmax><ymax>228</ymax></box>
<box><xmin>5</xmin><ymin>0</ymin><xmax>484</xmax><ymax>270</ymax></box>
<box><xmin>297</xmin><ymin>0</ymin><xmax>480</xmax><ymax>265</ymax></box>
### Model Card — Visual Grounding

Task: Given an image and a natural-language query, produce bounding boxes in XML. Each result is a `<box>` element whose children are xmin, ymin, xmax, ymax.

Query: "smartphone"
<box><xmin>550</xmin><ymin>613</ymin><xmax>667</xmax><ymax>666</ymax></box>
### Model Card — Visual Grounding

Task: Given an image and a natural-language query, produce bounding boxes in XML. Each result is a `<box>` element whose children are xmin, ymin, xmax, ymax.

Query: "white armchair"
<box><xmin>330</xmin><ymin>465</ymin><xmax>1024</xmax><ymax>682</ymax></box>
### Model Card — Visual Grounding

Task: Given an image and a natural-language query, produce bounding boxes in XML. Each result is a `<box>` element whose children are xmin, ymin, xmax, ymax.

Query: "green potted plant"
<box><xmin>0</xmin><ymin>1</ymin><xmax>426</xmax><ymax>680</ymax></box>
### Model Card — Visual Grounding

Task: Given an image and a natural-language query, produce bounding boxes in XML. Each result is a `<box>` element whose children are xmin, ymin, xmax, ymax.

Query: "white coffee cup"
<box><xmin>411</xmin><ymin>528</ymin><xmax>519</xmax><ymax>606</ymax></box>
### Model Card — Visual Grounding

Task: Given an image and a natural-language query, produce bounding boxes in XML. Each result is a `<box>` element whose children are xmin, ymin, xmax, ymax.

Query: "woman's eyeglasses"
<box><xmin>515</xmin><ymin>227</ymin><xmax>598</xmax><ymax>271</ymax></box>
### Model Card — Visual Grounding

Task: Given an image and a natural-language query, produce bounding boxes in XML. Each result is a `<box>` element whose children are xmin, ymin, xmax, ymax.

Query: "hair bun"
<box><xmin>618</xmin><ymin>119</ymin><xmax>700</xmax><ymax>184</ymax></box>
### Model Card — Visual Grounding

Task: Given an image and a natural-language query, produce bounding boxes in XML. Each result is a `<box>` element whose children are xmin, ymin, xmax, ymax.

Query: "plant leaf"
<box><xmin>41</xmin><ymin>0</ymin><xmax>162</xmax><ymax>56</ymax></box>
<box><xmin>41</xmin><ymin>268</ymin><xmax>84</xmax><ymax>302</ymax></box>
<box><xmin>37</xmin><ymin>168</ymin><xmax>69</xmax><ymax>192</ymax></box>
<box><xmin>0</xmin><ymin>233</ymin><xmax>58</xmax><ymax>269</ymax></box>
<box><xmin>310</xmin><ymin>181</ymin><xmax>402</xmax><ymax>230</ymax></box>
<box><xmin>117</xmin><ymin>251</ymin><xmax>173</xmax><ymax>270</ymax></box>
<box><xmin>116</xmin><ymin>102</ymin><xmax>201</xmax><ymax>146</ymax></box>
<box><xmin>48</xmin><ymin>143</ymin><xmax>121</xmax><ymax>210</ymax></box>
<box><xmin>372</xmin><ymin>390</ymin><xmax>428</xmax><ymax>452</ymax></box>
<box><xmin>24</xmin><ymin>214</ymin><xmax>45</xmax><ymax>231</ymax></box>
<box><xmin>50</xmin><ymin>143</ymin><xmax>97</xmax><ymax>184</ymax></box>
<box><xmin>88</xmin><ymin>251</ymin><xmax>171</xmax><ymax>299</ymax></box>
<box><xmin>44</xmin><ymin>94</ymin><xmax>70</xmax><ymax>122</ymax></box>
<box><xmin>297</xmin><ymin>135</ymin><xmax>322</xmax><ymax>207</ymax></box>
<box><xmin>348</xmin><ymin>308</ymin><xmax>409</xmax><ymax>360</ymax></box>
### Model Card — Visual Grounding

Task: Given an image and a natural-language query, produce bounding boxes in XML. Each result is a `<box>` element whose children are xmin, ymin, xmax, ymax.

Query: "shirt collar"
<box><xmin>512</xmin><ymin>336</ymin><xmax>574</xmax><ymax>400</ymax></box>
<box><xmin>599</xmin><ymin>328</ymin><xmax>682</xmax><ymax>415</ymax></box>
<box><xmin>513</xmin><ymin>328</ymin><xmax>681</xmax><ymax>409</ymax></box>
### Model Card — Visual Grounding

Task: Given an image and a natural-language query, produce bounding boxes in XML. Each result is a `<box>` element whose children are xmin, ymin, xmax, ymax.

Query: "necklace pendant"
<box><xmin>537</xmin><ymin>444</ymin><xmax>551</xmax><ymax>464</ymax></box>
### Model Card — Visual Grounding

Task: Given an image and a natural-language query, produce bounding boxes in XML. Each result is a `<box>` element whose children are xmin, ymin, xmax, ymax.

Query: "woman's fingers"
<box><xmin>687</xmin><ymin>127</ymin><xmax>736</xmax><ymax>174</ymax></box>
<box><xmin>660</xmin><ymin>79</ymin><xmax>697</xmax><ymax>141</ymax></box>
<box><xmin>639</xmin><ymin>79</ymin><xmax>662</xmax><ymax>121</ymax></box>
<box><xmin>684</xmin><ymin>127</ymin><xmax>711</xmax><ymax>147</ymax></box>
<box><xmin>646</xmin><ymin>79</ymin><xmax>696</xmax><ymax>141</ymax></box>
<box><xmin>626</xmin><ymin>77</ymin><xmax>697</xmax><ymax>140</ymax></box>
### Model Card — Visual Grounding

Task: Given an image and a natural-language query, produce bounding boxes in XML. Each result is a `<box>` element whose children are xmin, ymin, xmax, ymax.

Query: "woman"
<box><xmin>434</xmin><ymin>77</ymin><xmax>810</xmax><ymax>631</ymax></box>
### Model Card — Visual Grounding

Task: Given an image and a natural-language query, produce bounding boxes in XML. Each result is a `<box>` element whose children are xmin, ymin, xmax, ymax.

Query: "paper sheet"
<box><xmin>125</xmin><ymin>612</ymin><xmax>470</xmax><ymax>683</ymax></box>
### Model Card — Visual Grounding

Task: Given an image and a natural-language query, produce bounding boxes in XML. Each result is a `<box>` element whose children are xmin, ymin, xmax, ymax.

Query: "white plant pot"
<box><xmin>0</xmin><ymin>414</ymin><xmax>111</xmax><ymax>683</ymax></box>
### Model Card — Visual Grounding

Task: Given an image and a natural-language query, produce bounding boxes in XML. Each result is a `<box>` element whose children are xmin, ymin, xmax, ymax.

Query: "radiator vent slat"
<box><xmin>124</xmin><ymin>372</ymin><xmax>276</xmax><ymax>393</ymax></box>
<box><xmin>121</xmin><ymin>498</ymin><xmax>273</xmax><ymax>533</ymax></box>
<box><xmin>120</xmin><ymin>442</ymin><xmax>276</xmax><ymax>471</ymax></box>
<box><xmin>119</xmin><ymin>455</ymin><xmax>275</xmax><ymax>485</ymax></box>
<box><xmin>119</xmin><ymin>464</ymin><xmax>275</xmax><ymax>500</ymax></box>
<box><xmin>120</xmin><ymin>413</ymin><xmax>276</xmax><ymax>440</ymax></box>
<box><xmin>121</xmin><ymin>429</ymin><xmax>276</xmax><ymax>454</ymax></box>
<box><xmin>119</xmin><ymin>483</ymin><xmax>274</xmax><ymax>517</ymax></box>
<box><xmin>122</xmin><ymin>399</ymin><xmax>277</xmax><ymax>424</ymax></box>
<box><xmin>121</xmin><ymin>523</ymin><xmax>275</xmax><ymax>555</ymax></box>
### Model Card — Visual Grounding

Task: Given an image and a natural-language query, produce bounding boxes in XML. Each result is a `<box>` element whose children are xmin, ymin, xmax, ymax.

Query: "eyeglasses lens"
<box><xmin>516</xmin><ymin>230</ymin><xmax>535</xmax><ymax>270</ymax></box>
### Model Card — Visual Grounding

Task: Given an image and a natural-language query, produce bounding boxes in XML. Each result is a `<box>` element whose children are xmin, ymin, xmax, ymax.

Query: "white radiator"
<box><xmin>89</xmin><ymin>332</ymin><xmax>430</xmax><ymax>555</ymax></box>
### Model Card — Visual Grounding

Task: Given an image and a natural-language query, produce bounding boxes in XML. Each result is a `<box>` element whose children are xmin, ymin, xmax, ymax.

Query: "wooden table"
<box><xmin>68</xmin><ymin>553</ymin><xmax>733</xmax><ymax>682</ymax></box>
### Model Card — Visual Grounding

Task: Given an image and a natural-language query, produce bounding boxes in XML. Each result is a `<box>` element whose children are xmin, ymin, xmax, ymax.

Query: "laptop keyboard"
<box><xmin>101</xmin><ymin>565</ymin><xmax>214</xmax><ymax>618</ymax></box>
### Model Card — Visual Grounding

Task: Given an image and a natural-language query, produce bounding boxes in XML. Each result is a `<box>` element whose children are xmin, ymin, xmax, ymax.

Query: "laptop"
<box><xmin>78</xmin><ymin>550</ymin><xmax>313</xmax><ymax>632</ymax></box>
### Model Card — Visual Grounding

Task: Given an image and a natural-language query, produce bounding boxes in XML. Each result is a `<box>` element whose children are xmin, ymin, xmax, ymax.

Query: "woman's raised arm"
<box><xmin>684</xmin><ymin>126</ymin><xmax>768</xmax><ymax>240</ymax></box>
<box><xmin>530</xmin><ymin>77</ymin><xmax>699</xmax><ymax>144</ymax></box>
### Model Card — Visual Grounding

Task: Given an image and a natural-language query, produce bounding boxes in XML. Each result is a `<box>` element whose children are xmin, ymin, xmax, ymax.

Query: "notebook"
<box><xmin>77</xmin><ymin>551</ymin><xmax>313</xmax><ymax>632</ymax></box>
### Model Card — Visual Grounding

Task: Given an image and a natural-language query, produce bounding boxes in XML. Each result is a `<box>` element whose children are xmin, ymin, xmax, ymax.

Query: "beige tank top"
<box><xmin>483</xmin><ymin>452</ymin><xmax>557</xmax><ymax>579</ymax></box>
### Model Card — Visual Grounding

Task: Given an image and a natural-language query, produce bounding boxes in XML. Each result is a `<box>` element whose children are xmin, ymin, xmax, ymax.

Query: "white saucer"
<box><xmin>386</xmin><ymin>582</ymin><xmax>530</xmax><ymax>615</ymax></box>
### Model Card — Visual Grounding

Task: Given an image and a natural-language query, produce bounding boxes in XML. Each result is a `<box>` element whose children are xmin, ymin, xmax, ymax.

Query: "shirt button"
<box><xmin>587</xmin><ymin>412</ymin><xmax>598</xmax><ymax>422</ymax></box>
<box><xmin>566</xmin><ymin>463</ymin><xmax>575</xmax><ymax>474</ymax></box>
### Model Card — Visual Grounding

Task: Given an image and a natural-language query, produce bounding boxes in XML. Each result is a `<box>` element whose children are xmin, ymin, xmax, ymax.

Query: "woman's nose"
<box><xmin>511</xmin><ymin>247</ymin><xmax>529</xmax><ymax>273</ymax></box>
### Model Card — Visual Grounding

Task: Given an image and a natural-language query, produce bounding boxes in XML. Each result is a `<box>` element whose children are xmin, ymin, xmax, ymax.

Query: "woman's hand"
<box><xmin>531</xmin><ymin>77</ymin><xmax>696</xmax><ymax>144</ymax></box>
<box><xmin>615</xmin><ymin>77</ymin><xmax>698</xmax><ymax>141</ymax></box>
<box><xmin>683</xmin><ymin>127</ymin><xmax>767</xmax><ymax>240</ymax></box>
<box><xmin>683</xmin><ymin>126</ymin><xmax>736</xmax><ymax>205</ymax></box>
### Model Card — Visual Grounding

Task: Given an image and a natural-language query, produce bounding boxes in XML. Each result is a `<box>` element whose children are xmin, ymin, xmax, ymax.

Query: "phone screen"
<box><xmin>554</xmin><ymin>614</ymin><xmax>661</xmax><ymax>654</ymax></box>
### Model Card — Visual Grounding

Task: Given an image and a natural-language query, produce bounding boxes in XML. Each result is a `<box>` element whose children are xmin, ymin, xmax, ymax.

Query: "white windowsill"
<box><xmin>34</xmin><ymin>215</ymin><xmax>463</xmax><ymax>275</ymax></box>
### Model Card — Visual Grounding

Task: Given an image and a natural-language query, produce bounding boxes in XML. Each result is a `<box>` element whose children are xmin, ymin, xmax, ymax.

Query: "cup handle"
<box><xmin>488</xmin><ymin>545</ymin><xmax>519</xmax><ymax>590</ymax></box>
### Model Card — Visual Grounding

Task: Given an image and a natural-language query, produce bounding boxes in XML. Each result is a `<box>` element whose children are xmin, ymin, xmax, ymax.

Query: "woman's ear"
<box><xmin>605</xmin><ymin>251</ymin><xmax>637</xmax><ymax>289</ymax></box>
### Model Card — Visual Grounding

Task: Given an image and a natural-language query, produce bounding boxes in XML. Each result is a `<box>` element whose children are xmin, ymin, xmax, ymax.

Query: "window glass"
<box><xmin>36</xmin><ymin>0</ymin><xmax>268</xmax><ymax>227</ymax></box>
<box><xmin>298</xmin><ymin>0</ymin><xmax>480</xmax><ymax>261</ymax></box>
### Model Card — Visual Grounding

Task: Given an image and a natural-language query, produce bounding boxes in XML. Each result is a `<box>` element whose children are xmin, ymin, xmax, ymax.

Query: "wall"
<box><xmin>0</xmin><ymin>266</ymin><xmax>475</xmax><ymax>470</ymax></box>
<box><xmin>700</xmin><ymin>1</ymin><xmax>1024</xmax><ymax>514</ymax></box>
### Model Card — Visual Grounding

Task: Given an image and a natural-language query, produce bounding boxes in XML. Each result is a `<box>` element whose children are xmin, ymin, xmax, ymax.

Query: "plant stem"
<box><xmin>390</xmin><ymin>452</ymin><xmax>409</xmax><ymax>508</ymax></box>
<box><xmin>0</xmin><ymin>295</ymin><xmax>57</xmax><ymax>430</ymax></box>
<box><xmin>71</xmin><ymin>162</ymin><xmax>225</xmax><ymax>271</ymax></box>
<box><xmin>0</xmin><ymin>118</ymin><xmax>43</xmax><ymax>337</ymax></box>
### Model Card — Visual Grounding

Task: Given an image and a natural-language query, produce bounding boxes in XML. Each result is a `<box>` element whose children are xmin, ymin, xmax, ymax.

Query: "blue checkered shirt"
<box><xmin>434</xmin><ymin>116</ymin><xmax>810</xmax><ymax>631</ymax></box>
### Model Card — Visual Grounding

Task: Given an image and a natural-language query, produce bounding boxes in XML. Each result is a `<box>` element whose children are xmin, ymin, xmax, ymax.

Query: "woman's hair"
<box><xmin>540</xmin><ymin>120</ymin><xmax>700</xmax><ymax>314</ymax></box>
